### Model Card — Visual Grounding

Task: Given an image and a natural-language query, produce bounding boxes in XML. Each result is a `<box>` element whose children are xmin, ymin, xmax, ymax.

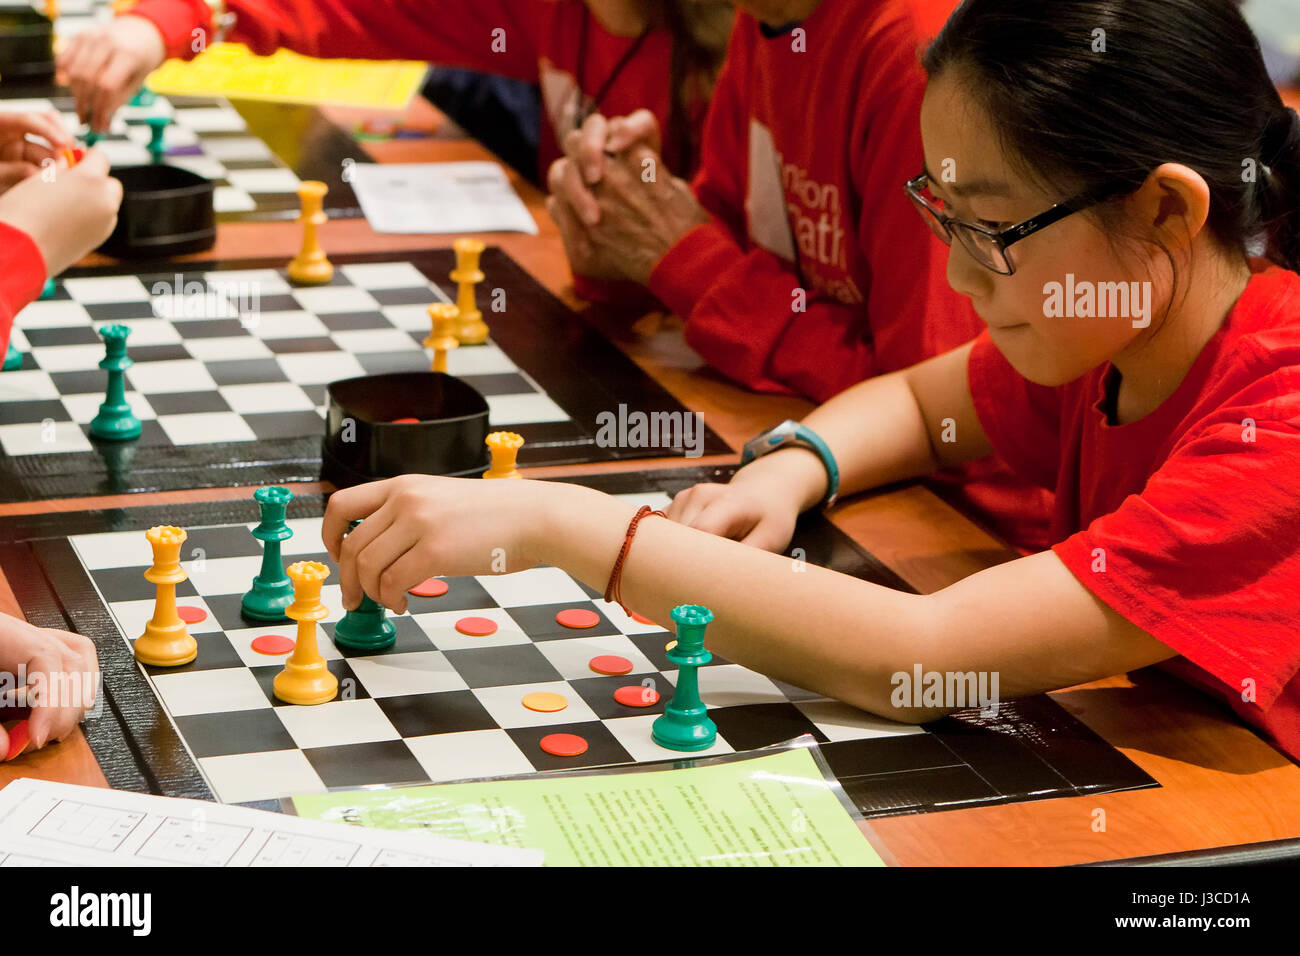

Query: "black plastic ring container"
<box><xmin>322</xmin><ymin>371</ymin><xmax>491</xmax><ymax>487</ymax></box>
<box><xmin>0</xmin><ymin>10</ymin><xmax>55</xmax><ymax>80</ymax></box>
<box><xmin>100</xmin><ymin>165</ymin><xmax>217</xmax><ymax>259</ymax></box>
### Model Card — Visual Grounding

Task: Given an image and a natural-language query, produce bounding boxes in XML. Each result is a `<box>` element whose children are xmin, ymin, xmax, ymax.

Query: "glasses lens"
<box><xmin>952</xmin><ymin>224</ymin><xmax>1012</xmax><ymax>275</ymax></box>
<box><xmin>908</xmin><ymin>191</ymin><xmax>951</xmax><ymax>245</ymax></box>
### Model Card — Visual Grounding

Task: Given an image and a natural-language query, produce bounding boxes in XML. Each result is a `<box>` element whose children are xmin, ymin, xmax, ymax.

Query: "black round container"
<box><xmin>322</xmin><ymin>371</ymin><xmax>491</xmax><ymax>487</ymax></box>
<box><xmin>0</xmin><ymin>10</ymin><xmax>55</xmax><ymax>80</ymax></box>
<box><xmin>100</xmin><ymin>165</ymin><xmax>216</xmax><ymax>259</ymax></box>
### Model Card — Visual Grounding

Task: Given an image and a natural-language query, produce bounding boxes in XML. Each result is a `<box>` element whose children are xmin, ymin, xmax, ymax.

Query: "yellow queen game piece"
<box><xmin>134</xmin><ymin>526</ymin><xmax>198</xmax><ymax>667</ymax></box>
<box><xmin>272</xmin><ymin>561</ymin><xmax>338</xmax><ymax>706</ymax></box>
<box><xmin>483</xmin><ymin>431</ymin><xmax>524</xmax><ymax>479</ymax></box>
<box><xmin>425</xmin><ymin>303</ymin><xmax>460</xmax><ymax>373</ymax></box>
<box><xmin>451</xmin><ymin>238</ymin><xmax>489</xmax><ymax>345</ymax></box>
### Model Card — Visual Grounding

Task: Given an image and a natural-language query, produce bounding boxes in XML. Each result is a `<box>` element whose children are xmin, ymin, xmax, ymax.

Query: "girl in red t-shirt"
<box><xmin>344</xmin><ymin>0</ymin><xmax>1300</xmax><ymax>758</ymax></box>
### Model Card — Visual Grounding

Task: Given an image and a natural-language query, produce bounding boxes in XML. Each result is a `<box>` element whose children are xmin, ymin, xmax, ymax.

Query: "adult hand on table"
<box><xmin>546</xmin><ymin>138</ymin><xmax>710</xmax><ymax>285</ymax></box>
<box><xmin>57</xmin><ymin>15</ymin><xmax>168</xmax><ymax>134</ymax></box>
<box><xmin>0</xmin><ymin>111</ymin><xmax>72</xmax><ymax>192</ymax></box>
<box><xmin>0</xmin><ymin>615</ymin><xmax>99</xmax><ymax>758</ymax></box>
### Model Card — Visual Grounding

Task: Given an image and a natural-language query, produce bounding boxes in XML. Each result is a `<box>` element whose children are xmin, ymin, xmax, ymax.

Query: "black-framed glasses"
<box><xmin>905</xmin><ymin>173</ymin><xmax>1130</xmax><ymax>275</ymax></box>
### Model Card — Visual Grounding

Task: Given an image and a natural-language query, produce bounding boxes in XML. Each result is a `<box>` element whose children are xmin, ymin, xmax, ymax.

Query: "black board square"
<box><xmin>251</xmin><ymin>293</ymin><xmax>300</xmax><ymax>313</ymax></box>
<box><xmin>198</xmin><ymin>592</ymin><xmax>257</xmax><ymax>633</ymax></box>
<box><xmin>250</xmin><ymin>658</ymin><xmax>368</xmax><ymax>707</ymax></box>
<box><xmin>507</xmin><ymin>721</ymin><xmax>633</xmax><ymax>772</ymax></box>
<box><xmin>130</xmin><ymin>344</ymin><xmax>195</xmax><ymax>364</ymax></box>
<box><xmin>403</xmin><ymin>576</ymin><xmax>498</xmax><ymax>614</ymax></box>
<box><xmin>49</xmin><ymin>369</ymin><xmax>108</xmax><ymax>396</ymax></box>
<box><xmin>93</xmin><ymin>565</ymin><xmax>199</xmax><ymax>602</ymax></box>
<box><xmin>0</xmin><ymin>399</ymin><xmax>71</xmax><ymax>425</ymax></box>
<box><xmin>145</xmin><ymin>390</ymin><xmax>231</xmax><ymax>416</ymax></box>
<box><xmin>317</xmin><ymin>311</ymin><xmax>390</xmax><ymax>332</ymax></box>
<box><xmin>173</xmin><ymin>708</ymin><xmax>297</xmax><ymax>758</ymax></box>
<box><xmin>369</xmin><ymin>287</ymin><xmax>435</xmax><ymax>306</ymax></box>
<box><xmin>624</xmin><ymin>632</ymin><xmax>731</xmax><ymax>671</ymax></box>
<box><xmin>820</xmin><ymin>733</ymin><xmax>962</xmax><ymax>779</ymax></box>
<box><xmin>205</xmin><ymin>357</ymin><xmax>289</xmax><ymax>386</ymax></box>
<box><xmin>441</xmin><ymin>644</ymin><xmax>562</xmax><ymax>689</ymax></box>
<box><xmin>569</xmin><ymin>673</ymin><xmax>671</xmax><ymax>719</ymax></box>
<box><xmin>457</xmin><ymin>373</ymin><xmax>534</xmax><ymax>397</ymax></box>
<box><xmin>172</xmin><ymin>318</ymin><xmax>248</xmax><ymax>339</ymax></box>
<box><xmin>505</xmin><ymin>602</ymin><xmax>620</xmax><ymax>641</ymax></box>
<box><xmin>141</xmin><ymin>632</ymin><xmax>244</xmax><ymax>676</ymax></box>
<box><xmin>303</xmin><ymin>739</ymin><xmax>431</xmax><ymax>790</ymax></box>
<box><xmin>85</xmin><ymin>419</ymin><xmax>170</xmax><ymax>448</ymax></box>
<box><xmin>181</xmin><ymin>524</ymin><xmax>260</xmax><ymax>560</ymax></box>
<box><xmin>84</xmin><ymin>300</ymin><xmax>157</xmax><ymax>322</ymax></box>
<box><xmin>375</xmin><ymin>689</ymin><xmax>498</xmax><ymax>737</ymax></box>
<box><xmin>927</xmin><ymin>721</ymin><xmax>1072</xmax><ymax>796</ymax></box>
<box><xmin>356</xmin><ymin>350</ymin><xmax>429</xmax><ymax>376</ymax></box>
<box><xmin>244</xmin><ymin>410</ymin><xmax>326</xmax><ymax>441</ymax></box>
<box><xmin>322</xmin><ymin>615</ymin><xmax>434</xmax><ymax>658</ymax></box>
<box><xmin>22</xmin><ymin>326</ymin><xmax>102</xmax><ymax>348</ymax></box>
<box><xmin>301</xmin><ymin>383</ymin><xmax>327</xmax><ymax>407</ymax></box>
<box><xmin>263</xmin><ymin>336</ymin><xmax>338</xmax><ymax>354</ymax></box>
<box><xmin>707</xmin><ymin>702</ymin><xmax>828</xmax><ymax>750</ymax></box>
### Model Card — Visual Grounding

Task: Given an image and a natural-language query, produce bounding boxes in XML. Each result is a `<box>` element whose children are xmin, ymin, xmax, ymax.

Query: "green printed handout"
<box><xmin>292</xmin><ymin>747</ymin><xmax>885</xmax><ymax>866</ymax></box>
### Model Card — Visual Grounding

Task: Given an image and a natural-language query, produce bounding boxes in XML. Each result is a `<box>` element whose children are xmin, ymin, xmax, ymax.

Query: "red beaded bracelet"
<box><xmin>604</xmin><ymin>505</ymin><xmax>666</xmax><ymax>612</ymax></box>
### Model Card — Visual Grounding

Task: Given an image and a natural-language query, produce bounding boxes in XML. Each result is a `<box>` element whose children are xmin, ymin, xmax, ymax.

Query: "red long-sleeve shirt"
<box><xmin>0</xmin><ymin>223</ymin><xmax>46</xmax><ymax>354</ymax></box>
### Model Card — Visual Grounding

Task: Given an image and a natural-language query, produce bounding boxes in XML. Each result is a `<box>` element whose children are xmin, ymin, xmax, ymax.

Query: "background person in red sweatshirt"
<box><xmin>0</xmin><ymin>113</ymin><xmax>119</xmax><ymax>761</ymax></box>
<box><xmin>57</xmin><ymin>0</ymin><xmax>733</xmax><ymax>190</ymax></box>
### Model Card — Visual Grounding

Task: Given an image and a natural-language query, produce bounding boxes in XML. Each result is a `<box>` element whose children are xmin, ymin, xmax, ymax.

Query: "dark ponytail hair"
<box><xmin>923</xmin><ymin>0</ymin><xmax>1300</xmax><ymax>273</ymax></box>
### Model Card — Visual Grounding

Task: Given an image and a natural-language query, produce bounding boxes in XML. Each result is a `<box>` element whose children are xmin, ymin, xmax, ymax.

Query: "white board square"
<box><xmin>201</xmin><ymin>137</ymin><xmax>274</xmax><ymax>162</ymax></box>
<box><xmin>475</xmin><ymin>567</ymin><xmax>592</xmax><ymax>608</ymax></box>
<box><xmin>95</xmin><ymin>318</ymin><xmax>181</xmax><ymax>346</ymax></box>
<box><xmin>444</xmin><ymin>343</ymin><xmax>517</xmax><ymax>376</ymax></box>
<box><xmin>156</xmin><ymin>411</ymin><xmax>257</xmax><ymax>445</ymax></box>
<box><xmin>340</xmin><ymin>262</ymin><xmax>432</xmax><ymax>290</ymax></box>
<box><xmin>15</xmin><ymin>300</ymin><xmax>92</xmax><ymax>328</ymax></box>
<box><xmin>71</xmin><ymin>529</ymin><xmax>154</xmax><ymax>570</ymax></box>
<box><xmin>604</xmin><ymin>714</ymin><xmax>735</xmax><ymax>762</ymax></box>
<box><xmin>0</xmin><ymin>421</ymin><xmax>92</xmax><ymax>455</ymax></box>
<box><xmin>183</xmin><ymin>336</ymin><xmax>272</xmax><ymax>362</ymax></box>
<box><xmin>381</xmin><ymin>304</ymin><xmax>440</xmax><ymax>331</ymax></box>
<box><xmin>198</xmin><ymin>751</ymin><xmax>325</xmax><ymax>804</ymax></box>
<box><xmin>225</xmin><ymin>168</ymin><xmax>301</xmax><ymax>194</ymax></box>
<box><xmin>126</xmin><ymin>359</ymin><xmax>217</xmax><ymax>394</ymax></box>
<box><xmin>61</xmin><ymin>391</ymin><xmax>156</xmax><ymax>424</ymax></box>
<box><xmin>97</xmin><ymin>140</ymin><xmax>151</xmax><ymax>166</ymax></box>
<box><xmin>347</xmin><ymin>652</ymin><xmax>466</xmax><ymax>698</ymax></box>
<box><xmin>276</xmin><ymin>351</ymin><xmax>365</xmax><ymax>386</ymax></box>
<box><xmin>329</xmin><ymin>328</ymin><xmax>422</xmax><ymax>354</ymax></box>
<box><xmin>218</xmin><ymin>382</ymin><xmax>315</xmax><ymax>414</ymax></box>
<box><xmin>165</xmin><ymin>156</ymin><xmax>227</xmax><ymax>181</ymax></box>
<box><xmin>151</xmin><ymin>290</ymin><xmax>240</xmax><ymax>321</ymax></box>
<box><xmin>534</xmin><ymin>635</ymin><xmax>655</xmax><ymax>681</ymax></box>
<box><xmin>404</xmin><ymin>729</ymin><xmax>534</xmax><ymax>784</ymax></box>
<box><xmin>29</xmin><ymin>344</ymin><xmax>110</xmax><ymax>373</ymax></box>
<box><xmin>595</xmin><ymin>600</ymin><xmax>669</xmax><ymax>635</ymax></box>
<box><xmin>0</xmin><ymin>370</ymin><xmax>58</xmax><ymax>401</ymax></box>
<box><xmin>274</xmin><ymin>699</ymin><xmax>399</xmax><ymax>749</ymax></box>
<box><xmin>61</xmin><ymin>276</ymin><xmax>151</xmax><ymax>304</ymax></box>
<box><xmin>171</xmin><ymin>106</ymin><xmax>247</xmax><ymax>132</ymax></box>
<box><xmin>204</xmin><ymin>270</ymin><xmax>292</xmax><ymax>296</ymax></box>
<box><xmin>214</xmin><ymin>187</ymin><xmax>256</xmax><ymax>213</ymax></box>
<box><xmin>667</xmin><ymin>664</ymin><xmax>787</xmax><ymax>708</ymax></box>
<box><xmin>472</xmin><ymin>681</ymin><xmax>599</xmax><ymax>729</ymax></box>
<box><xmin>226</xmin><ymin>625</ymin><xmax>344</xmax><ymax>667</ymax></box>
<box><xmin>251</xmin><ymin>310</ymin><xmax>330</xmax><ymax>339</ymax></box>
<box><xmin>290</xmin><ymin>286</ymin><xmax>380</xmax><ymax>315</ymax></box>
<box><xmin>109</xmin><ymin>596</ymin><xmax>220</xmax><ymax>640</ymax></box>
<box><xmin>485</xmin><ymin>392</ymin><xmax>567</xmax><ymax>425</ymax></box>
<box><xmin>151</xmin><ymin>667</ymin><xmax>271</xmax><ymax>717</ymax></box>
<box><xmin>180</xmin><ymin>554</ymin><xmax>263</xmax><ymax>596</ymax></box>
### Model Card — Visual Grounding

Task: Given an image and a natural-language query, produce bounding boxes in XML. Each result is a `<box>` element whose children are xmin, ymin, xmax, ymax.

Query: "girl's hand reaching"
<box><xmin>0</xmin><ymin>615</ymin><xmax>99</xmax><ymax>759</ymax></box>
<box><xmin>0</xmin><ymin>110</ymin><xmax>71</xmax><ymax>193</ymax></box>
<box><xmin>322</xmin><ymin>475</ymin><xmax>554</xmax><ymax>614</ymax></box>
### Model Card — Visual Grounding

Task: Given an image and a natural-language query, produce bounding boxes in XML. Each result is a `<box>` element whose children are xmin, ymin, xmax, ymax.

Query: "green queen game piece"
<box><xmin>241</xmin><ymin>486</ymin><xmax>296</xmax><ymax>622</ymax></box>
<box><xmin>651</xmin><ymin>604</ymin><xmax>718</xmax><ymax>751</ymax></box>
<box><xmin>88</xmin><ymin>325</ymin><xmax>142</xmax><ymax>441</ymax></box>
<box><xmin>333</xmin><ymin>522</ymin><xmax>397</xmax><ymax>651</ymax></box>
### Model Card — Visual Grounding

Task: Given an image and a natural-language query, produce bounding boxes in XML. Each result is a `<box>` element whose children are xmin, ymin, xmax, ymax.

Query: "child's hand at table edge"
<box><xmin>323</xmin><ymin>475</ymin><xmax>567</xmax><ymax>615</ymax></box>
<box><xmin>0</xmin><ymin>615</ymin><xmax>99</xmax><ymax>758</ymax></box>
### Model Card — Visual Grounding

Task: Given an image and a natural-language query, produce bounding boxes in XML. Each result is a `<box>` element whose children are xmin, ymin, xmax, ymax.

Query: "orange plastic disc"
<box><xmin>177</xmin><ymin>605</ymin><xmax>207</xmax><ymax>624</ymax></box>
<box><xmin>409</xmin><ymin>578</ymin><xmax>449</xmax><ymax>597</ymax></box>
<box><xmin>539</xmin><ymin>733</ymin><xmax>588</xmax><ymax>757</ymax></box>
<box><xmin>556</xmin><ymin>608</ymin><xmax>600</xmax><ymax>629</ymax></box>
<box><xmin>251</xmin><ymin>634</ymin><xmax>294</xmax><ymax>655</ymax></box>
<box><xmin>614</xmin><ymin>685</ymin><xmax>659</xmax><ymax>707</ymax></box>
<box><xmin>455</xmin><ymin>616</ymin><xmax>498</xmax><ymax>637</ymax></box>
<box><xmin>589</xmin><ymin>655</ymin><xmax>633</xmax><ymax>676</ymax></box>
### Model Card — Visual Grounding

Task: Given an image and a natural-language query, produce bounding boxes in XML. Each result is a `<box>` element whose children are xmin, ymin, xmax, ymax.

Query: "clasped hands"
<box><xmin>546</xmin><ymin>109</ymin><xmax>710</xmax><ymax>286</ymax></box>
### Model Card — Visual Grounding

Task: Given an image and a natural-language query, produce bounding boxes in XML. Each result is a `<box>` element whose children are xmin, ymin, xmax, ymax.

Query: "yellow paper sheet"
<box><xmin>145</xmin><ymin>43</ymin><xmax>427</xmax><ymax>111</ymax></box>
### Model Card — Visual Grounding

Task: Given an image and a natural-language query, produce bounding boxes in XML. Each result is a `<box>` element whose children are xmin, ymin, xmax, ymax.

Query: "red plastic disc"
<box><xmin>539</xmin><ymin>733</ymin><xmax>588</xmax><ymax>757</ymax></box>
<box><xmin>391</xmin><ymin>417</ymin><xmax>420</xmax><ymax>424</ymax></box>
<box><xmin>177</xmin><ymin>605</ymin><xmax>207</xmax><ymax>624</ymax></box>
<box><xmin>589</xmin><ymin>655</ymin><xmax>633</xmax><ymax>676</ymax></box>
<box><xmin>629</xmin><ymin>611</ymin><xmax>655</xmax><ymax>625</ymax></box>
<box><xmin>409</xmin><ymin>578</ymin><xmax>449</xmax><ymax>597</ymax></box>
<box><xmin>556</xmin><ymin>608</ymin><xmax>600</xmax><ymax>629</ymax></box>
<box><xmin>4</xmin><ymin>720</ymin><xmax>31</xmax><ymax>761</ymax></box>
<box><xmin>455</xmin><ymin>616</ymin><xmax>498</xmax><ymax>637</ymax></box>
<box><xmin>251</xmin><ymin>634</ymin><xmax>294</xmax><ymax>655</ymax></box>
<box><xmin>614</xmin><ymin>685</ymin><xmax>659</xmax><ymax>707</ymax></box>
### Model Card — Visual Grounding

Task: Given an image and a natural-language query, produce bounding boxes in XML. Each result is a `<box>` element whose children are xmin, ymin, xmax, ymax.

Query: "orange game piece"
<box><xmin>251</xmin><ymin>634</ymin><xmax>294</xmax><ymax>655</ymax></box>
<box><xmin>589</xmin><ymin>655</ymin><xmax>633</xmax><ymax>676</ymax></box>
<box><xmin>177</xmin><ymin>605</ymin><xmax>207</xmax><ymax>624</ymax></box>
<box><xmin>4</xmin><ymin>721</ymin><xmax>31</xmax><ymax>761</ymax></box>
<box><xmin>614</xmin><ymin>685</ymin><xmax>659</xmax><ymax>707</ymax></box>
<box><xmin>455</xmin><ymin>616</ymin><xmax>498</xmax><ymax>637</ymax></box>
<box><xmin>391</xmin><ymin>417</ymin><xmax>420</xmax><ymax>424</ymax></box>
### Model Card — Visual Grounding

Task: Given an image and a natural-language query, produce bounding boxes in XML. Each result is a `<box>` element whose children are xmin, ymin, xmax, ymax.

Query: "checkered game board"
<box><xmin>0</xmin><ymin>248</ymin><xmax>727</xmax><ymax>501</ymax></box>
<box><xmin>0</xmin><ymin>472</ymin><xmax>1157</xmax><ymax>817</ymax></box>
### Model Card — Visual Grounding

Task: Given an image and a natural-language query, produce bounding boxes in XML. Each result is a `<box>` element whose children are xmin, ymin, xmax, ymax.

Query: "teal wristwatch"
<box><xmin>739</xmin><ymin>420</ymin><xmax>840</xmax><ymax>509</ymax></box>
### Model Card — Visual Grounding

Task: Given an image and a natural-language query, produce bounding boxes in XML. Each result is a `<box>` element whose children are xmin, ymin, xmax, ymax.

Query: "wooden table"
<box><xmin>4</xmin><ymin>95</ymin><xmax>1300</xmax><ymax>867</ymax></box>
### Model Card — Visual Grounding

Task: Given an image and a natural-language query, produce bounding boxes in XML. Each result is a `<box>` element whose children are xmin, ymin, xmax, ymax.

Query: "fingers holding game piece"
<box><xmin>58</xmin><ymin>17</ymin><xmax>167</xmax><ymax>132</ymax></box>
